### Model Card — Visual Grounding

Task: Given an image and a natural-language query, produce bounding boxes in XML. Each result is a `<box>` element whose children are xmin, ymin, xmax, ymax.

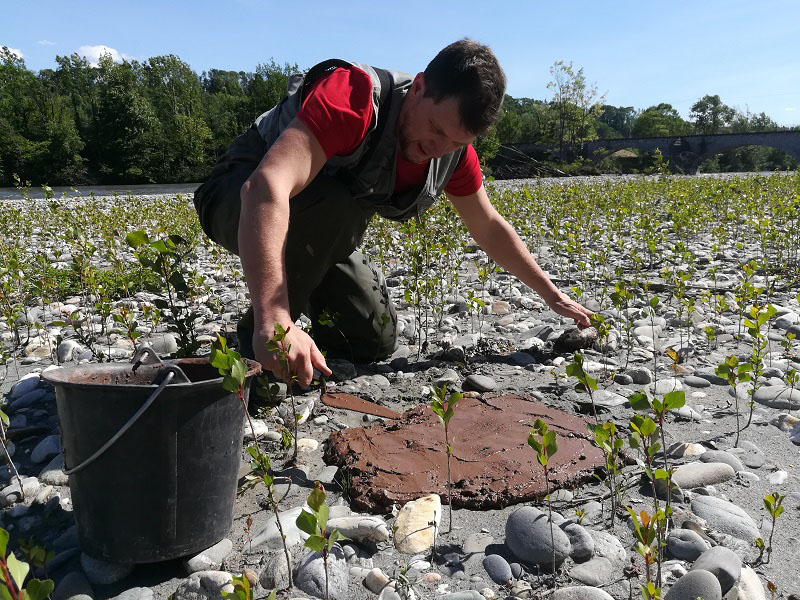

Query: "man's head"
<box><xmin>397</xmin><ymin>39</ymin><xmax>506</xmax><ymax>164</ymax></box>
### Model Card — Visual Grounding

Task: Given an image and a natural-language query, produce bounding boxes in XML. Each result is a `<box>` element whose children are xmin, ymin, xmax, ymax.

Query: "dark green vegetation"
<box><xmin>1</xmin><ymin>48</ymin><xmax>797</xmax><ymax>187</ymax></box>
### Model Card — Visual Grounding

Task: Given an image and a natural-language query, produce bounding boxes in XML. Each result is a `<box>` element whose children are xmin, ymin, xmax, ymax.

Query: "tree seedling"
<box><xmin>528</xmin><ymin>418</ymin><xmax>559</xmax><ymax>589</ymax></box>
<box><xmin>296</xmin><ymin>483</ymin><xmax>348</xmax><ymax>600</ymax></box>
<box><xmin>221</xmin><ymin>573</ymin><xmax>276</xmax><ymax>600</ymax></box>
<box><xmin>125</xmin><ymin>230</ymin><xmax>201</xmax><ymax>358</ymax></box>
<box><xmin>715</xmin><ymin>355</ymin><xmax>752</xmax><ymax>446</ymax></box>
<box><xmin>626</xmin><ymin>507</ymin><xmax>665</xmax><ymax>596</ymax></box>
<box><xmin>588</xmin><ymin>420</ymin><xmax>624</xmax><ymax>525</ymax></box>
<box><xmin>265</xmin><ymin>323</ymin><xmax>300</xmax><ymax>463</ymax></box>
<box><xmin>762</xmin><ymin>491</ymin><xmax>785</xmax><ymax>564</ymax></box>
<box><xmin>743</xmin><ymin>304</ymin><xmax>777</xmax><ymax>429</ymax></box>
<box><xmin>430</xmin><ymin>384</ymin><xmax>462</xmax><ymax>533</ymax></box>
<box><xmin>210</xmin><ymin>336</ymin><xmax>294</xmax><ymax>589</ymax></box>
<box><xmin>566</xmin><ymin>352</ymin><xmax>599</xmax><ymax>423</ymax></box>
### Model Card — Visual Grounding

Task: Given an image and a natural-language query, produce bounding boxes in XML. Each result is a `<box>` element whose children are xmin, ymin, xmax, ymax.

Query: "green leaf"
<box><xmin>125</xmin><ymin>230</ymin><xmax>149</xmax><ymax>248</ymax></box>
<box><xmin>25</xmin><ymin>579</ymin><xmax>55</xmax><ymax>600</ymax></box>
<box><xmin>628</xmin><ymin>392</ymin><xmax>651</xmax><ymax>411</ymax></box>
<box><xmin>0</xmin><ymin>528</ymin><xmax>8</xmax><ymax>558</ymax></box>
<box><xmin>304</xmin><ymin>534</ymin><xmax>325</xmax><ymax>553</ymax></box>
<box><xmin>537</xmin><ymin>453</ymin><xmax>548</xmax><ymax>468</ymax></box>
<box><xmin>527</xmin><ymin>433</ymin><xmax>542</xmax><ymax>454</ymax></box>
<box><xmin>664</xmin><ymin>390</ymin><xmax>685</xmax><ymax>410</ymax></box>
<box><xmin>316</xmin><ymin>502</ymin><xmax>329</xmax><ymax>534</ymax></box>
<box><xmin>295</xmin><ymin>510</ymin><xmax>317</xmax><ymax>536</ymax></box>
<box><xmin>231</xmin><ymin>359</ymin><xmax>248</xmax><ymax>387</ymax></box>
<box><xmin>6</xmin><ymin>553</ymin><xmax>29</xmax><ymax>588</ymax></box>
<box><xmin>543</xmin><ymin>430</ymin><xmax>558</xmax><ymax>457</ymax></box>
<box><xmin>307</xmin><ymin>487</ymin><xmax>326</xmax><ymax>512</ymax></box>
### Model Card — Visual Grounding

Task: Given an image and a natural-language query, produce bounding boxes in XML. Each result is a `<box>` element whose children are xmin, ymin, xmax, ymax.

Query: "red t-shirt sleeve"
<box><xmin>444</xmin><ymin>144</ymin><xmax>483</xmax><ymax>196</ymax></box>
<box><xmin>295</xmin><ymin>66</ymin><xmax>374</xmax><ymax>159</ymax></box>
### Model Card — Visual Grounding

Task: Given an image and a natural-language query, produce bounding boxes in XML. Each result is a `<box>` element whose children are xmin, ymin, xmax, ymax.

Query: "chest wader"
<box><xmin>193</xmin><ymin>59</ymin><xmax>465</xmax><ymax>363</ymax></box>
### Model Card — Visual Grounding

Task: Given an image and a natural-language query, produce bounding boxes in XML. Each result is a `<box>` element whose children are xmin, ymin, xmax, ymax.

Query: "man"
<box><xmin>194</xmin><ymin>39</ymin><xmax>592</xmax><ymax>387</ymax></box>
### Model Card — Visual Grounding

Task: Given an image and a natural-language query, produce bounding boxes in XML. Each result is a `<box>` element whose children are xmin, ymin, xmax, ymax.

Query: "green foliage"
<box><xmin>126</xmin><ymin>229</ymin><xmax>201</xmax><ymax>357</ymax></box>
<box><xmin>220</xmin><ymin>573</ymin><xmax>276</xmax><ymax>600</ymax></box>
<box><xmin>761</xmin><ymin>491</ymin><xmax>785</xmax><ymax>564</ymax></box>
<box><xmin>0</xmin><ymin>528</ymin><xmax>54</xmax><ymax>600</ymax></box>
<box><xmin>295</xmin><ymin>484</ymin><xmax>348</xmax><ymax>600</ymax></box>
<box><xmin>209</xmin><ymin>335</ymin><xmax>248</xmax><ymax>395</ymax></box>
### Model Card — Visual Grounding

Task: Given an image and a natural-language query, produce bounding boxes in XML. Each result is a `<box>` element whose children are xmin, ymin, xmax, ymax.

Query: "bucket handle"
<box><xmin>63</xmin><ymin>365</ymin><xmax>190</xmax><ymax>476</ymax></box>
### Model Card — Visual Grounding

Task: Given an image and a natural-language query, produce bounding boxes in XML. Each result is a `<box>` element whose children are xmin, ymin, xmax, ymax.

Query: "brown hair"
<box><xmin>423</xmin><ymin>38</ymin><xmax>507</xmax><ymax>135</ymax></box>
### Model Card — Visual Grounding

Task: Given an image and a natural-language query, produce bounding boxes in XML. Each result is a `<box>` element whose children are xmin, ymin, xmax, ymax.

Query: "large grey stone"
<box><xmin>171</xmin><ymin>571</ymin><xmax>233</xmax><ymax>600</ymax></box>
<box><xmin>10</xmin><ymin>388</ymin><xmax>47</xmax><ymax>411</ymax></box>
<box><xmin>665</xmin><ymin>569</ymin><xmax>722</xmax><ymax>600</ymax></box>
<box><xmin>259</xmin><ymin>552</ymin><xmax>291</xmax><ymax>590</ymax></box>
<box><xmin>9</xmin><ymin>373</ymin><xmax>41</xmax><ymax>399</ymax></box>
<box><xmin>109</xmin><ymin>589</ymin><xmax>154</xmax><ymax>600</ymax></box>
<box><xmin>295</xmin><ymin>547</ymin><xmax>348</xmax><ymax>600</ymax></box>
<box><xmin>587</xmin><ymin>530</ymin><xmax>626</xmax><ymax>566</ymax></box>
<box><xmin>568</xmin><ymin>557</ymin><xmax>613</xmax><ymax>586</ymax></box>
<box><xmin>552</xmin><ymin>587</ymin><xmax>614</xmax><ymax>600</ymax></box>
<box><xmin>690</xmin><ymin>495</ymin><xmax>759</xmax><ymax>541</ymax></box>
<box><xmin>184</xmin><ymin>538</ymin><xmax>232</xmax><ymax>573</ymax></box>
<box><xmin>31</xmin><ymin>434</ymin><xmax>61</xmax><ymax>464</ymax></box>
<box><xmin>753</xmin><ymin>385</ymin><xmax>800</xmax><ymax>409</ymax></box>
<box><xmin>699</xmin><ymin>450</ymin><xmax>745</xmax><ymax>473</ymax></box>
<box><xmin>463</xmin><ymin>374</ymin><xmax>497</xmax><ymax>392</ymax></box>
<box><xmin>684</xmin><ymin>375</ymin><xmax>711</xmax><ymax>388</ymax></box>
<box><xmin>694</xmin><ymin>369</ymin><xmax>728</xmax><ymax>386</ymax></box>
<box><xmin>628</xmin><ymin>367</ymin><xmax>654</xmax><ymax>384</ymax></box>
<box><xmin>482</xmin><ymin>553</ymin><xmax>512</xmax><ymax>585</ymax></box>
<box><xmin>80</xmin><ymin>553</ymin><xmax>135</xmax><ymax>585</ymax></box>
<box><xmin>250</xmin><ymin>505</ymin><xmax>306</xmax><ymax>550</ymax></box>
<box><xmin>327</xmin><ymin>516</ymin><xmax>390</xmax><ymax>543</ymax></box>
<box><xmin>505</xmin><ymin>506</ymin><xmax>571</xmax><ymax>565</ymax></box>
<box><xmin>672</xmin><ymin>462</ymin><xmax>735</xmax><ymax>489</ymax></box>
<box><xmin>52</xmin><ymin>571</ymin><xmax>93</xmax><ymax>600</ymax></box>
<box><xmin>667</xmin><ymin>528</ymin><xmax>710</xmax><ymax>561</ymax></box>
<box><xmin>561</xmin><ymin>522</ymin><xmax>594</xmax><ymax>561</ymax></box>
<box><xmin>737</xmin><ymin>566</ymin><xmax>766</xmax><ymax>600</ymax></box>
<box><xmin>691</xmin><ymin>546</ymin><xmax>742</xmax><ymax>594</ymax></box>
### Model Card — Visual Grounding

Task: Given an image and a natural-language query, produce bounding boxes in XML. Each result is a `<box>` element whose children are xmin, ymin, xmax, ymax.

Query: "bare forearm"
<box><xmin>476</xmin><ymin>218</ymin><xmax>562</xmax><ymax>303</ymax></box>
<box><xmin>238</xmin><ymin>175</ymin><xmax>291</xmax><ymax>332</ymax></box>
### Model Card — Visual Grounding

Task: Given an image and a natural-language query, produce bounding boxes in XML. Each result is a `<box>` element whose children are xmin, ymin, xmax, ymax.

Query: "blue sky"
<box><xmin>4</xmin><ymin>0</ymin><xmax>799</xmax><ymax>126</ymax></box>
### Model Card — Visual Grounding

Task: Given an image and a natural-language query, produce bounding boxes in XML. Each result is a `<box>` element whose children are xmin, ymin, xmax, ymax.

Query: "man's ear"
<box><xmin>411</xmin><ymin>72</ymin><xmax>425</xmax><ymax>96</ymax></box>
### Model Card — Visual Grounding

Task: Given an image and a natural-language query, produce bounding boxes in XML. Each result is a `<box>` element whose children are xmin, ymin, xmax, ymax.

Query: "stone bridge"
<box><xmin>495</xmin><ymin>130</ymin><xmax>800</xmax><ymax>175</ymax></box>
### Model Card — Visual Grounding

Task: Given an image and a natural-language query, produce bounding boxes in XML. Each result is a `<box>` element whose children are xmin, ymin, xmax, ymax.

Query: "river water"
<box><xmin>0</xmin><ymin>171</ymin><xmax>787</xmax><ymax>201</ymax></box>
<box><xmin>0</xmin><ymin>183</ymin><xmax>200</xmax><ymax>201</ymax></box>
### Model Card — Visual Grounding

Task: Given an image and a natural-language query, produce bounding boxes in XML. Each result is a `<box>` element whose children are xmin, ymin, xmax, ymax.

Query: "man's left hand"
<box><xmin>547</xmin><ymin>293</ymin><xmax>593</xmax><ymax>329</ymax></box>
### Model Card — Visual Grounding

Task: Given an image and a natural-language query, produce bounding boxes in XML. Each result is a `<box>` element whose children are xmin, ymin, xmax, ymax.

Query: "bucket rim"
<box><xmin>41</xmin><ymin>357</ymin><xmax>262</xmax><ymax>391</ymax></box>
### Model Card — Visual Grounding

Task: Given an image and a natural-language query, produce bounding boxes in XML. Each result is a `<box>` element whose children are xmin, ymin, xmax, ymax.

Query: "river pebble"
<box><xmin>690</xmin><ymin>495</ymin><xmax>760</xmax><ymax>541</ymax></box>
<box><xmin>665</xmin><ymin>569</ymin><xmax>722</xmax><ymax>600</ymax></box>
<box><xmin>505</xmin><ymin>506</ymin><xmax>571</xmax><ymax>565</ymax></box>
<box><xmin>690</xmin><ymin>546</ymin><xmax>741</xmax><ymax>594</ymax></box>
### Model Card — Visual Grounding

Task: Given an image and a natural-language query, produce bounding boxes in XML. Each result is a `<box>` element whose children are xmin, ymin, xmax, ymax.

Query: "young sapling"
<box><xmin>295</xmin><ymin>482</ymin><xmax>348</xmax><ymax>600</ymax></box>
<box><xmin>430</xmin><ymin>384</ymin><xmax>462</xmax><ymax>533</ymax></box>
<box><xmin>527</xmin><ymin>418</ymin><xmax>559</xmax><ymax>589</ymax></box>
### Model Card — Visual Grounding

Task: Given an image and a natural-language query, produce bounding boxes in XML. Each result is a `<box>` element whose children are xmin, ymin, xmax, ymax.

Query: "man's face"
<box><xmin>397</xmin><ymin>73</ymin><xmax>476</xmax><ymax>164</ymax></box>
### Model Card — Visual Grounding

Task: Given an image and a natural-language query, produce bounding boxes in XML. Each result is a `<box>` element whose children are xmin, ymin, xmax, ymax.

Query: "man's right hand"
<box><xmin>253</xmin><ymin>324</ymin><xmax>331</xmax><ymax>388</ymax></box>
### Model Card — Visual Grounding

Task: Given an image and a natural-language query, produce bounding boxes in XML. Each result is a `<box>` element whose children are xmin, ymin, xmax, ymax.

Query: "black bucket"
<box><xmin>42</xmin><ymin>355</ymin><xmax>261</xmax><ymax>563</ymax></box>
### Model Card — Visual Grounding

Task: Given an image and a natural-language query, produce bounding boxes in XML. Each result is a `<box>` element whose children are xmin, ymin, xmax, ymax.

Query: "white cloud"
<box><xmin>76</xmin><ymin>44</ymin><xmax>129</xmax><ymax>67</ymax></box>
<box><xmin>1</xmin><ymin>46</ymin><xmax>24</xmax><ymax>59</ymax></box>
<box><xmin>37</xmin><ymin>40</ymin><xmax>56</xmax><ymax>46</ymax></box>
<box><xmin>785</xmin><ymin>107</ymin><xmax>796</xmax><ymax>112</ymax></box>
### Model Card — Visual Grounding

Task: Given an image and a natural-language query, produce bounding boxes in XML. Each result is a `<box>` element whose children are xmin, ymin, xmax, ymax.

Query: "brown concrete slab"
<box><xmin>324</xmin><ymin>394</ymin><xmax>605</xmax><ymax>514</ymax></box>
<box><xmin>321</xmin><ymin>392</ymin><xmax>403</xmax><ymax>419</ymax></box>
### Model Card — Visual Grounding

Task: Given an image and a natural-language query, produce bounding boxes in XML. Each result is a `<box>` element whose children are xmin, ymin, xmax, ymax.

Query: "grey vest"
<box><xmin>254</xmin><ymin>59</ymin><xmax>466</xmax><ymax>222</ymax></box>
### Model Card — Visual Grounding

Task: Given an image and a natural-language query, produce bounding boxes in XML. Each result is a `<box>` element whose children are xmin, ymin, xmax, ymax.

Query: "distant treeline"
<box><xmin>1</xmin><ymin>50</ymin><xmax>797</xmax><ymax>186</ymax></box>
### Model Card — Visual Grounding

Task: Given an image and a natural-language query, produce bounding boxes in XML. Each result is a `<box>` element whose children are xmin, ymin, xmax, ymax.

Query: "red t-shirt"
<box><xmin>296</xmin><ymin>66</ymin><xmax>482</xmax><ymax>197</ymax></box>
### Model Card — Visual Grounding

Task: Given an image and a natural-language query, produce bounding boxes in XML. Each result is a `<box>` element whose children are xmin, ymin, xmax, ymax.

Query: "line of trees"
<box><xmin>1</xmin><ymin>48</ymin><xmax>797</xmax><ymax>186</ymax></box>
<box><xmin>0</xmin><ymin>47</ymin><xmax>295</xmax><ymax>186</ymax></box>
